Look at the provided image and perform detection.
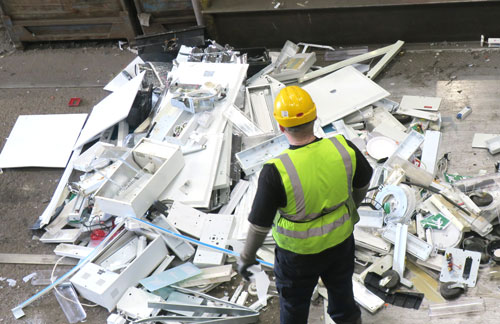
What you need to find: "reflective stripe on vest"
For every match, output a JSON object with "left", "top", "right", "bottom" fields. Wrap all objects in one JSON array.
[
  {"left": 276, "top": 136, "right": 354, "bottom": 222},
  {"left": 274, "top": 213, "right": 350, "bottom": 239}
]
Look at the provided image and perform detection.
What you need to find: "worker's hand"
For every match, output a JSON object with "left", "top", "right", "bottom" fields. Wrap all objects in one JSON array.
[{"left": 237, "top": 258, "right": 258, "bottom": 281}]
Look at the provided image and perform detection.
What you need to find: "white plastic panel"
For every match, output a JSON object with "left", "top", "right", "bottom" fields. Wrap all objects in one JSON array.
[
  {"left": 352, "top": 279, "right": 385, "bottom": 313},
  {"left": 353, "top": 227, "right": 392, "bottom": 254},
  {"left": 400, "top": 95, "right": 442, "bottom": 112},
  {"left": 213, "top": 124, "right": 232, "bottom": 190},
  {"left": 302, "top": 66, "right": 390, "bottom": 126},
  {"left": 421, "top": 130, "right": 442, "bottom": 176},
  {"left": 116, "top": 287, "right": 163, "bottom": 319},
  {"left": 95, "top": 139, "right": 184, "bottom": 218},
  {"left": 246, "top": 84, "right": 279, "bottom": 134},
  {"left": 236, "top": 134, "right": 289, "bottom": 176},
  {"left": 151, "top": 215, "right": 195, "bottom": 261},
  {"left": 54, "top": 244, "right": 93, "bottom": 260},
  {"left": 193, "top": 214, "right": 235, "bottom": 267},
  {"left": 223, "top": 104, "right": 265, "bottom": 137},
  {"left": 382, "top": 223, "right": 433, "bottom": 261},
  {"left": 104, "top": 56, "right": 144, "bottom": 92},
  {"left": 159, "top": 134, "right": 223, "bottom": 208},
  {"left": 74, "top": 72, "right": 145, "bottom": 148},
  {"left": 167, "top": 201, "right": 206, "bottom": 238},
  {"left": 0, "top": 114, "right": 87, "bottom": 168}
]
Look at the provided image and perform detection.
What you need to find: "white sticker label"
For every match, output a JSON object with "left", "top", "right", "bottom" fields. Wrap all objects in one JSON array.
[{"left": 281, "top": 111, "right": 289, "bottom": 117}]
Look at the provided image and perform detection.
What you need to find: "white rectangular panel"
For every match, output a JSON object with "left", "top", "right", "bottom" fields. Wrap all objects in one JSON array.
[
  {"left": 74, "top": 72, "right": 145, "bottom": 148},
  {"left": 303, "top": 66, "right": 389, "bottom": 126},
  {"left": 0, "top": 114, "right": 87, "bottom": 168}
]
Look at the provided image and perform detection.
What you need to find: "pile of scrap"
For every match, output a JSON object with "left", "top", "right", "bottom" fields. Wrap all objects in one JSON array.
[{"left": 2, "top": 35, "right": 499, "bottom": 323}]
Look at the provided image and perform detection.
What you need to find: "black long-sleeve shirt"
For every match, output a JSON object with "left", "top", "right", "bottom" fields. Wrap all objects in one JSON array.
[{"left": 248, "top": 137, "right": 373, "bottom": 228}]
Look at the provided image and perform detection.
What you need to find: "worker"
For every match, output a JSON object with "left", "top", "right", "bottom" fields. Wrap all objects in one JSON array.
[{"left": 237, "top": 86, "right": 373, "bottom": 324}]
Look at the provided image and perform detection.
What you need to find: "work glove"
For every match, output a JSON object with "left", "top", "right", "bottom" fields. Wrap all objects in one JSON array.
[{"left": 237, "top": 258, "right": 259, "bottom": 281}]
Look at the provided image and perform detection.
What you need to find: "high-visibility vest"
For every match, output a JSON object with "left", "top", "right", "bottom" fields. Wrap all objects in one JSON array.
[{"left": 269, "top": 136, "right": 358, "bottom": 254}]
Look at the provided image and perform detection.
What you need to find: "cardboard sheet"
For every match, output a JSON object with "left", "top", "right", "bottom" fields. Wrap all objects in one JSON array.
[
  {"left": 74, "top": 72, "right": 145, "bottom": 148},
  {"left": 303, "top": 66, "right": 389, "bottom": 126},
  {"left": 0, "top": 114, "right": 87, "bottom": 168}
]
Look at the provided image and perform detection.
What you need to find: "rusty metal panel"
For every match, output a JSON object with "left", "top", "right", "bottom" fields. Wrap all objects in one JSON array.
[
  {"left": 0, "top": 0, "right": 138, "bottom": 47},
  {"left": 2, "top": 0, "right": 125, "bottom": 19},
  {"left": 133, "top": 0, "right": 196, "bottom": 35}
]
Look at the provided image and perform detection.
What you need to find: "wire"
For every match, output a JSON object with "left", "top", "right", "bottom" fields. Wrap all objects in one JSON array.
[
  {"left": 400, "top": 181, "right": 471, "bottom": 216},
  {"left": 51, "top": 256, "right": 99, "bottom": 308}
]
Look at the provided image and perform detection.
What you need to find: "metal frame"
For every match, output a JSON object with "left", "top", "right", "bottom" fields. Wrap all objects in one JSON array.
[{"left": 298, "top": 40, "right": 404, "bottom": 83}]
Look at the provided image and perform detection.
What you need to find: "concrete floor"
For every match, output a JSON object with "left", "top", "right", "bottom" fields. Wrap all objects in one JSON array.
[{"left": 1, "top": 28, "right": 500, "bottom": 323}]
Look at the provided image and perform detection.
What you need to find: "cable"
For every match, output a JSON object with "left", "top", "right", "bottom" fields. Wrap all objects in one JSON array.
[
  {"left": 51, "top": 256, "right": 99, "bottom": 308},
  {"left": 400, "top": 181, "right": 471, "bottom": 216},
  {"left": 367, "top": 181, "right": 471, "bottom": 216}
]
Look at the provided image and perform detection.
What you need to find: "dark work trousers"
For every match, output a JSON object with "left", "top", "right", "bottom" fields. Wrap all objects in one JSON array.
[{"left": 274, "top": 234, "right": 361, "bottom": 324}]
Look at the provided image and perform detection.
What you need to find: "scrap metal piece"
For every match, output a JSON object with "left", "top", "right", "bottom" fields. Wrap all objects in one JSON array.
[
  {"left": 152, "top": 214, "right": 195, "bottom": 261},
  {"left": 236, "top": 134, "right": 289, "bottom": 176},
  {"left": 12, "top": 221, "right": 125, "bottom": 319},
  {"left": 270, "top": 52, "right": 316, "bottom": 82},
  {"left": 246, "top": 84, "right": 280, "bottom": 134},
  {"left": 135, "top": 314, "right": 259, "bottom": 323},
  {"left": 149, "top": 302, "right": 257, "bottom": 316},
  {"left": 357, "top": 209, "right": 384, "bottom": 229},
  {"left": 352, "top": 279, "right": 385, "bottom": 314},
  {"left": 140, "top": 263, "right": 201, "bottom": 292},
  {"left": 178, "top": 265, "right": 232, "bottom": 288},
  {"left": 130, "top": 217, "right": 274, "bottom": 268},
  {"left": 382, "top": 223, "right": 433, "bottom": 261},
  {"left": 224, "top": 104, "right": 265, "bottom": 137},
  {"left": 359, "top": 254, "right": 393, "bottom": 282},
  {"left": 193, "top": 214, "right": 235, "bottom": 267},
  {"left": 392, "top": 223, "right": 411, "bottom": 288},
  {"left": 95, "top": 139, "right": 184, "bottom": 218},
  {"left": 385, "top": 130, "right": 425, "bottom": 165},
  {"left": 299, "top": 40, "right": 404, "bottom": 83},
  {"left": 116, "top": 287, "right": 163, "bottom": 319},
  {"left": 354, "top": 227, "right": 392, "bottom": 254},
  {"left": 421, "top": 130, "right": 441, "bottom": 177},
  {"left": 219, "top": 180, "right": 250, "bottom": 215},
  {"left": 302, "top": 65, "right": 390, "bottom": 127},
  {"left": 171, "top": 84, "right": 225, "bottom": 114},
  {"left": 71, "top": 235, "right": 167, "bottom": 311}
]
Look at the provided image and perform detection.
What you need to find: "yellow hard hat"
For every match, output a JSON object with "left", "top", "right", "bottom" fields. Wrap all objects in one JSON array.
[{"left": 273, "top": 86, "right": 316, "bottom": 128}]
